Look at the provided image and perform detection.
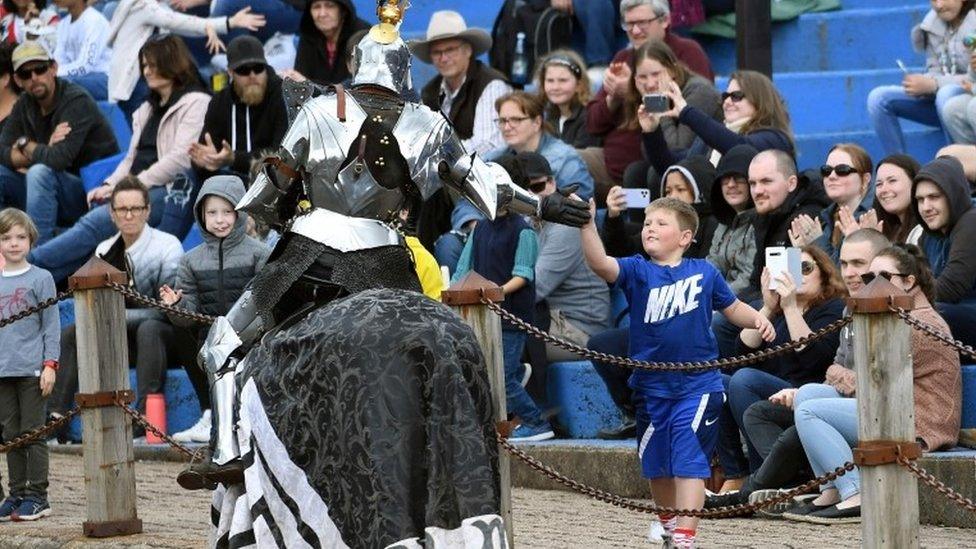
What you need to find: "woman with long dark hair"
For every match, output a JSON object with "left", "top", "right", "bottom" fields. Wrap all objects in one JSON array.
[{"left": 285, "top": 0, "right": 368, "bottom": 85}]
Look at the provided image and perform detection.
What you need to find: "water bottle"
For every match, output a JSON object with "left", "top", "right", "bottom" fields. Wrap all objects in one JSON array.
[
  {"left": 511, "top": 32, "right": 529, "bottom": 87},
  {"left": 965, "top": 34, "right": 976, "bottom": 49}
]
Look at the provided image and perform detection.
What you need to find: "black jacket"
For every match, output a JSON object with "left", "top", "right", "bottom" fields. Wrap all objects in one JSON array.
[
  {"left": 0, "top": 78, "right": 118, "bottom": 174},
  {"left": 197, "top": 68, "right": 289, "bottom": 179},
  {"left": 294, "top": 0, "right": 369, "bottom": 86},
  {"left": 548, "top": 102, "right": 600, "bottom": 149}
]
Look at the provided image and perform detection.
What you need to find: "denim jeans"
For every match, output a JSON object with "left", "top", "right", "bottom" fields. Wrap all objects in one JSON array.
[
  {"left": 503, "top": 329, "right": 544, "bottom": 427},
  {"left": 0, "top": 164, "right": 88, "bottom": 245},
  {"left": 433, "top": 230, "right": 467, "bottom": 275},
  {"left": 65, "top": 72, "right": 108, "bottom": 101},
  {"left": 570, "top": 0, "right": 618, "bottom": 66},
  {"left": 29, "top": 186, "right": 166, "bottom": 283},
  {"left": 793, "top": 383, "right": 858, "bottom": 499},
  {"left": 210, "top": 0, "right": 301, "bottom": 43},
  {"left": 866, "top": 84, "right": 966, "bottom": 155},
  {"left": 587, "top": 327, "right": 632, "bottom": 416}
]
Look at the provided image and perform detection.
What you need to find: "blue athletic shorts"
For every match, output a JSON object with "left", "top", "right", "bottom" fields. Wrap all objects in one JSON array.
[{"left": 634, "top": 391, "right": 724, "bottom": 479}]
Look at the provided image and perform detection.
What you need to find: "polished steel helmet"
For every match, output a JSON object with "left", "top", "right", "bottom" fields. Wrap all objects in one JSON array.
[{"left": 351, "top": 0, "right": 413, "bottom": 95}]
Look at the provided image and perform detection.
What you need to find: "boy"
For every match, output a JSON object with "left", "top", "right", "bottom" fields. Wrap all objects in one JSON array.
[
  {"left": 581, "top": 197, "right": 774, "bottom": 548},
  {"left": 0, "top": 208, "right": 59, "bottom": 521},
  {"left": 159, "top": 175, "right": 269, "bottom": 443}
]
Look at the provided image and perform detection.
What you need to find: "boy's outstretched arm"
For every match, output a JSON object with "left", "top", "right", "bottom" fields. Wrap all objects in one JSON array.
[
  {"left": 581, "top": 199, "right": 619, "bottom": 283},
  {"left": 722, "top": 300, "right": 776, "bottom": 342}
]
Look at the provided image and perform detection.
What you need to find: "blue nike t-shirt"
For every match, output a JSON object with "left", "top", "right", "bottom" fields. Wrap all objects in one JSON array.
[{"left": 615, "top": 256, "right": 736, "bottom": 398}]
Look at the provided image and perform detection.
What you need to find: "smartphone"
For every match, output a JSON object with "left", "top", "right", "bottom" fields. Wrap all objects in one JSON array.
[
  {"left": 896, "top": 59, "right": 909, "bottom": 74},
  {"left": 765, "top": 247, "right": 802, "bottom": 290},
  {"left": 620, "top": 188, "right": 651, "bottom": 209},
  {"left": 643, "top": 93, "right": 673, "bottom": 113}
]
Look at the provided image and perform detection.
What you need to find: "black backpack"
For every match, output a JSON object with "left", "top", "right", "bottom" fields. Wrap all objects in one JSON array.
[{"left": 489, "top": 0, "right": 573, "bottom": 83}]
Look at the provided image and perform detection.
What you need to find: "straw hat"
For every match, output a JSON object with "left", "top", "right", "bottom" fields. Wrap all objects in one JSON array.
[{"left": 409, "top": 11, "right": 492, "bottom": 64}]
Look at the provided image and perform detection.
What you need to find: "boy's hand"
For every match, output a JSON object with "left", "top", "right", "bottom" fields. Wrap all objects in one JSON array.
[
  {"left": 582, "top": 198, "right": 597, "bottom": 230},
  {"left": 159, "top": 284, "right": 183, "bottom": 305},
  {"left": 40, "top": 367, "right": 55, "bottom": 397},
  {"left": 754, "top": 314, "right": 776, "bottom": 342}
]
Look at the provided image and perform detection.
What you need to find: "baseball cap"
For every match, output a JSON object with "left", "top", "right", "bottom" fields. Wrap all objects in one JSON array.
[
  {"left": 226, "top": 36, "right": 266, "bottom": 71},
  {"left": 12, "top": 41, "right": 51, "bottom": 71},
  {"left": 516, "top": 151, "right": 553, "bottom": 180}
]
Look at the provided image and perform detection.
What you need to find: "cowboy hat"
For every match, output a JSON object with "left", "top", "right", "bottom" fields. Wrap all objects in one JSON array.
[{"left": 409, "top": 10, "right": 492, "bottom": 64}]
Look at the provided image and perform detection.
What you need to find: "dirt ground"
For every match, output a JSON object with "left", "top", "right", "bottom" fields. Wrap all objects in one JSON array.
[{"left": 1, "top": 453, "right": 974, "bottom": 548}]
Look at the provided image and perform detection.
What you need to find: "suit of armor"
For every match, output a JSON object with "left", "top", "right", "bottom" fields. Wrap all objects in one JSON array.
[{"left": 190, "top": 28, "right": 562, "bottom": 477}]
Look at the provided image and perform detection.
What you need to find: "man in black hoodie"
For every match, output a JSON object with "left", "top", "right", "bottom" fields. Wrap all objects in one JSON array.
[
  {"left": 913, "top": 156, "right": 976, "bottom": 348},
  {"left": 189, "top": 36, "right": 289, "bottom": 181},
  {"left": 288, "top": 0, "right": 368, "bottom": 86}
]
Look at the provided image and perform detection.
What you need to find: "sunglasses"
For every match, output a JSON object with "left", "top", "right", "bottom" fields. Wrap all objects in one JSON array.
[
  {"left": 801, "top": 260, "right": 816, "bottom": 276},
  {"left": 860, "top": 271, "right": 908, "bottom": 285},
  {"left": 721, "top": 90, "right": 746, "bottom": 103},
  {"left": 15, "top": 62, "right": 51, "bottom": 80},
  {"left": 233, "top": 63, "right": 266, "bottom": 77},
  {"left": 820, "top": 164, "right": 858, "bottom": 177}
]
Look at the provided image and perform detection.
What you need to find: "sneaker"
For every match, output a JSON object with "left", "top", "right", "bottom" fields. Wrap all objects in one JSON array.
[
  {"left": 0, "top": 497, "right": 21, "bottom": 522},
  {"left": 704, "top": 489, "right": 747, "bottom": 509},
  {"left": 802, "top": 503, "right": 861, "bottom": 524},
  {"left": 10, "top": 498, "right": 50, "bottom": 521},
  {"left": 647, "top": 519, "right": 672, "bottom": 546},
  {"left": 596, "top": 416, "right": 636, "bottom": 440},
  {"left": 173, "top": 409, "right": 212, "bottom": 443},
  {"left": 781, "top": 498, "right": 831, "bottom": 522},
  {"left": 750, "top": 489, "right": 793, "bottom": 518},
  {"left": 508, "top": 422, "right": 554, "bottom": 442},
  {"left": 520, "top": 363, "right": 532, "bottom": 388}
]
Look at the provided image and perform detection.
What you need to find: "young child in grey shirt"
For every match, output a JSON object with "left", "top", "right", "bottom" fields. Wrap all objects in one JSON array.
[{"left": 0, "top": 208, "right": 59, "bottom": 522}]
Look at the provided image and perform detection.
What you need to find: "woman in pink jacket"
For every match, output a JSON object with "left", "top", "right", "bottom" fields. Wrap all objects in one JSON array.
[{"left": 29, "top": 35, "right": 211, "bottom": 283}]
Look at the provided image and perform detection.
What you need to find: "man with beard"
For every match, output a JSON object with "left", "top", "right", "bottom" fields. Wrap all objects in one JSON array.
[
  {"left": 0, "top": 42, "right": 118, "bottom": 244},
  {"left": 189, "top": 36, "right": 288, "bottom": 181}
]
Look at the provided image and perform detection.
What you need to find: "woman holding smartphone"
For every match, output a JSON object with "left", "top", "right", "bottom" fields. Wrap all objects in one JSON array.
[{"left": 582, "top": 39, "right": 720, "bottom": 203}]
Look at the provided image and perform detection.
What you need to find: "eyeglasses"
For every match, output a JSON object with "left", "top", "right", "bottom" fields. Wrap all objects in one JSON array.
[
  {"left": 860, "top": 271, "right": 908, "bottom": 285},
  {"left": 820, "top": 164, "right": 859, "bottom": 178},
  {"left": 112, "top": 205, "right": 148, "bottom": 217},
  {"left": 801, "top": 261, "right": 817, "bottom": 276},
  {"left": 494, "top": 116, "right": 531, "bottom": 128},
  {"left": 15, "top": 62, "right": 51, "bottom": 80},
  {"left": 722, "top": 90, "right": 746, "bottom": 103},
  {"left": 430, "top": 44, "right": 464, "bottom": 60},
  {"left": 621, "top": 15, "right": 661, "bottom": 31},
  {"left": 233, "top": 63, "right": 266, "bottom": 77}
]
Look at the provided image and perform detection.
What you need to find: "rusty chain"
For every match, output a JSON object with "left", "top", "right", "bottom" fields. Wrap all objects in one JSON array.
[
  {"left": 0, "top": 289, "right": 74, "bottom": 330},
  {"left": 112, "top": 396, "right": 204, "bottom": 461},
  {"left": 497, "top": 434, "right": 856, "bottom": 517},
  {"left": 108, "top": 282, "right": 216, "bottom": 326},
  {"left": 889, "top": 305, "right": 976, "bottom": 361},
  {"left": 480, "top": 295, "right": 852, "bottom": 372},
  {"left": 0, "top": 408, "right": 80, "bottom": 453},
  {"left": 898, "top": 456, "right": 976, "bottom": 513}
]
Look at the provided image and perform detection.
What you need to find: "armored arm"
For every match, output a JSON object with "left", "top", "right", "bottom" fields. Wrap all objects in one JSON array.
[
  {"left": 199, "top": 288, "right": 265, "bottom": 377},
  {"left": 236, "top": 122, "right": 310, "bottom": 230}
]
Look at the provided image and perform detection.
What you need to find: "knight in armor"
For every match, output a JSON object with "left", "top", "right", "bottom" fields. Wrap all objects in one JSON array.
[{"left": 177, "top": 0, "right": 588, "bottom": 492}]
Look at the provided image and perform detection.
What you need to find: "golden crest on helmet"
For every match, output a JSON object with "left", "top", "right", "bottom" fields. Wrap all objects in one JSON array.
[{"left": 369, "top": 0, "right": 408, "bottom": 45}]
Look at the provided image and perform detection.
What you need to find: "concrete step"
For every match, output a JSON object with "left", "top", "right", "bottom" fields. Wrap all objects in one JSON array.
[
  {"left": 511, "top": 439, "right": 976, "bottom": 528},
  {"left": 698, "top": 5, "right": 928, "bottom": 75},
  {"left": 794, "top": 127, "right": 946, "bottom": 168}
]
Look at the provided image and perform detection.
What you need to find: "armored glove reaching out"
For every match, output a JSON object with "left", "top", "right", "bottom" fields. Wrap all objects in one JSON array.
[{"left": 539, "top": 183, "right": 590, "bottom": 227}]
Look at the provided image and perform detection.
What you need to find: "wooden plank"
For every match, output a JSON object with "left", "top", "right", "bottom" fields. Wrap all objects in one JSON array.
[
  {"left": 851, "top": 310, "right": 919, "bottom": 548},
  {"left": 73, "top": 268, "right": 141, "bottom": 535},
  {"left": 444, "top": 273, "right": 513, "bottom": 547}
]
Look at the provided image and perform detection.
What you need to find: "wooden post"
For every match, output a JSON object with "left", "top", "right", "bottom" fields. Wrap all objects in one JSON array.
[
  {"left": 848, "top": 278, "right": 919, "bottom": 549},
  {"left": 68, "top": 257, "right": 143, "bottom": 537},
  {"left": 442, "top": 272, "right": 513, "bottom": 547},
  {"left": 736, "top": 0, "right": 773, "bottom": 76}
]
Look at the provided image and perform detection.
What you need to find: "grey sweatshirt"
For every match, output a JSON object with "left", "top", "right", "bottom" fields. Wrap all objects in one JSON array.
[
  {"left": 535, "top": 221, "right": 610, "bottom": 336},
  {"left": 0, "top": 265, "right": 60, "bottom": 377}
]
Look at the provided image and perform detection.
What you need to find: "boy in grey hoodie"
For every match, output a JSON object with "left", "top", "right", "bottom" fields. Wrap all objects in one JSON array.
[{"left": 159, "top": 175, "right": 269, "bottom": 442}]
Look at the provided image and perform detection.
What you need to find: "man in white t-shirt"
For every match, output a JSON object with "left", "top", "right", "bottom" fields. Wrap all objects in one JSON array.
[{"left": 53, "top": 0, "right": 112, "bottom": 100}]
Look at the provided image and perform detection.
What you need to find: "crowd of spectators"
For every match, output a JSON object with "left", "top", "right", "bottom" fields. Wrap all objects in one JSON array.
[{"left": 0, "top": 0, "right": 971, "bottom": 541}]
